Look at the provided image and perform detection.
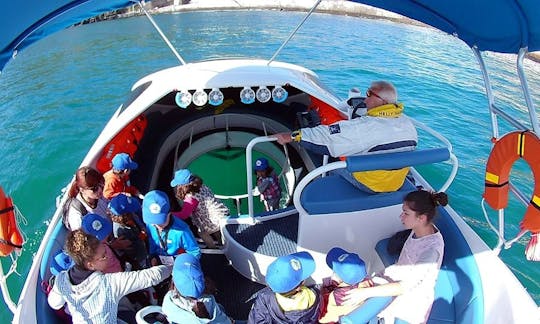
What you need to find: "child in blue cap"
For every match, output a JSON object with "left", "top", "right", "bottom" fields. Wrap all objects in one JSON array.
[
  {"left": 162, "top": 253, "right": 232, "bottom": 323},
  {"left": 171, "top": 169, "right": 229, "bottom": 249},
  {"left": 248, "top": 251, "right": 322, "bottom": 323},
  {"left": 103, "top": 152, "right": 145, "bottom": 201},
  {"left": 142, "top": 190, "right": 201, "bottom": 265},
  {"left": 253, "top": 157, "right": 282, "bottom": 211},
  {"left": 319, "top": 247, "right": 373, "bottom": 323},
  {"left": 108, "top": 193, "right": 148, "bottom": 270}
]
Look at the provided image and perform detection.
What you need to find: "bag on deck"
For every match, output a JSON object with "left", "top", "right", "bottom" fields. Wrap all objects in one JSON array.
[{"left": 387, "top": 229, "right": 412, "bottom": 255}]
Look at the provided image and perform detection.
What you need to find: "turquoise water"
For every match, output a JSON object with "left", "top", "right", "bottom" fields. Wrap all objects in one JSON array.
[{"left": 1, "top": 10, "right": 540, "bottom": 317}]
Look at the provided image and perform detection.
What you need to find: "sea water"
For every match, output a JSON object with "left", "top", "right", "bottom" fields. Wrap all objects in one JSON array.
[{"left": 0, "top": 10, "right": 539, "bottom": 318}]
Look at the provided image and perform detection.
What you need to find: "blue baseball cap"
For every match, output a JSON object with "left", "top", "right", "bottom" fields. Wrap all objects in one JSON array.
[
  {"left": 326, "top": 247, "right": 367, "bottom": 285},
  {"left": 50, "top": 250, "right": 74, "bottom": 276},
  {"left": 265, "top": 251, "right": 315, "bottom": 293},
  {"left": 173, "top": 253, "right": 205, "bottom": 298},
  {"left": 142, "top": 190, "right": 170, "bottom": 225},
  {"left": 112, "top": 153, "right": 138, "bottom": 171},
  {"left": 254, "top": 158, "right": 269, "bottom": 171},
  {"left": 108, "top": 193, "right": 141, "bottom": 215},
  {"left": 81, "top": 213, "right": 113, "bottom": 241},
  {"left": 170, "top": 169, "right": 192, "bottom": 187}
]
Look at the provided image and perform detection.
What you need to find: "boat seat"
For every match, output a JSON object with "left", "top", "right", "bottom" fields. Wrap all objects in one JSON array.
[
  {"left": 300, "top": 148, "right": 450, "bottom": 214},
  {"left": 301, "top": 175, "right": 416, "bottom": 214},
  {"left": 374, "top": 207, "right": 484, "bottom": 324},
  {"left": 36, "top": 221, "right": 69, "bottom": 324}
]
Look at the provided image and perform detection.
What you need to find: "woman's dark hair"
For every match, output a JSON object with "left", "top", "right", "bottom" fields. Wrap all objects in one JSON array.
[
  {"left": 175, "top": 175, "right": 203, "bottom": 200},
  {"left": 68, "top": 166, "right": 104, "bottom": 198},
  {"left": 110, "top": 213, "right": 134, "bottom": 227},
  {"left": 404, "top": 190, "right": 448, "bottom": 222}
]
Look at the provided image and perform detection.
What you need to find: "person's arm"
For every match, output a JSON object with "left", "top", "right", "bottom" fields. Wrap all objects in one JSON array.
[
  {"left": 103, "top": 173, "right": 122, "bottom": 200},
  {"left": 273, "top": 132, "right": 294, "bottom": 145},
  {"left": 109, "top": 264, "right": 172, "bottom": 298},
  {"left": 171, "top": 196, "right": 199, "bottom": 220},
  {"left": 66, "top": 206, "right": 83, "bottom": 231},
  {"left": 256, "top": 178, "right": 271, "bottom": 194},
  {"left": 343, "top": 281, "right": 403, "bottom": 307},
  {"left": 344, "top": 247, "right": 442, "bottom": 306},
  {"left": 179, "top": 227, "right": 201, "bottom": 259}
]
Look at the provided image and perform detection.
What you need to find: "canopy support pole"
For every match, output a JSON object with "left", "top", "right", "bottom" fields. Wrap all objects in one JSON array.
[
  {"left": 268, "top": 0, "right": 322, "bottom": 65},
  {"left": 517, "top": 47, "right": 540, "bottom": 135},
  {"left": 136, "top": 1, "right": 187, "bottom": 65}
]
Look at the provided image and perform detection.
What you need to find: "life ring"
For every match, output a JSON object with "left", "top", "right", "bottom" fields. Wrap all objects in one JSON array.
[
  {"left": 483, "top": 130, "right": 540, "bottom": 233},
  {"left": 0, "top": 186, "right": 24, "bottom": 256}
]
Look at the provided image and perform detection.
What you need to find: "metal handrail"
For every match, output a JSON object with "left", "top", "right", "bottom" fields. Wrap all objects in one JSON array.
[{"left": 245, "top": 136, "right": 280, "bottom": 221}]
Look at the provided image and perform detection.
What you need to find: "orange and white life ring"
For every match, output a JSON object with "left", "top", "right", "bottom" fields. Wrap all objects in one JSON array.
[
  {"left": 483, "top": 130, "right": 540, "bottom": 233},
  {"left": 0, "top": 186, "right": 23, "bottom": 256}
]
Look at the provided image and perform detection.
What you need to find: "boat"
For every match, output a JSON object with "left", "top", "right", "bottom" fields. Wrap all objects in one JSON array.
[{"left": 1, "top": 0, "right": 540, "bottom": 323}]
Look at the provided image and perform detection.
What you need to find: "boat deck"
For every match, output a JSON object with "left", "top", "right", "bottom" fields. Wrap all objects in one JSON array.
[{"left": 200, "top": 213, "right": 299, "bottom": 319}]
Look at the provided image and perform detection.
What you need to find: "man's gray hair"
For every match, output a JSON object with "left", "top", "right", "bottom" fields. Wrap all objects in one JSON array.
[{"left": 371, "top": 81, "right": 397, "bottom": 104}]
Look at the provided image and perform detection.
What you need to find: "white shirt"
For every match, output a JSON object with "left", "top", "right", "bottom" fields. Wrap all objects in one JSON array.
[
  {"left": 66, "top": 194, "right": 108, "bottom": 230},
  {"left": 378, "top": 228, "right": 444, "bottom": 324}
]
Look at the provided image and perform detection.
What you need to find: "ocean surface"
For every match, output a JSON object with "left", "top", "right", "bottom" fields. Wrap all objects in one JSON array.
[{"left": 1, "top": 10, "right": 539, "bottom": 318}]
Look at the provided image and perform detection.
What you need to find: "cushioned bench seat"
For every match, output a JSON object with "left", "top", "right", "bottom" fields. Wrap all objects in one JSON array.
[
  {"left": 300, "top": 175, "right": 416, "bottom": 214},
  {"left": 374, "top": 207, "right": 484, "bottom": 324}
]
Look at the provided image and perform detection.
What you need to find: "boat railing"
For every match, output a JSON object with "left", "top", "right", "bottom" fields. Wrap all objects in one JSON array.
[
  {"left": 293, "top": 148, "right": 457, "bottom": 217},
  {"left": 473, "top": 47, "right": 538, "bottom": 252},
  {"left": 245, "top": 136, "right": 280, "bottom": 222},
  {"left": 214, "top": 193, "right": 248, "bottom": 216}
]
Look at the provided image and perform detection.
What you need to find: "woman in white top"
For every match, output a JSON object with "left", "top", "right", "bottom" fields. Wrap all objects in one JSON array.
[
  {"left": 64, "top": 166, "right": 108, "bottom": 230},
  {"left": 345, "top": 190, "right": 447, "bottom": 324}
]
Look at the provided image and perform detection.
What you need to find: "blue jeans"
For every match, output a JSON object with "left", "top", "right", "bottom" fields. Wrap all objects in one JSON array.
[{"left": 331, "top": 168, "right": 376, "bottom": 194}]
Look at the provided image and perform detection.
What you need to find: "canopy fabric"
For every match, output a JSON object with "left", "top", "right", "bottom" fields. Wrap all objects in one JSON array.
[
  {"left": 0, "top": 0, "right": 136, "bottom": 73},
  {"left": 352, "top": 0, "right": 540, "bottom": 54},
  {"left": 1, "top": 0, "right": 540, "bottom": 73}
]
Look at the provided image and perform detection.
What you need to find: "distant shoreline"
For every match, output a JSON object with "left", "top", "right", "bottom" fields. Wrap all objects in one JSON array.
[{"left": 119, "top": 0, "right": 540, "bottom": 63}]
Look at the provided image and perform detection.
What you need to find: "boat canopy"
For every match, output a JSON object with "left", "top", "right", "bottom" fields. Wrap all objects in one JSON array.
[
  {"left": 0, "top": 0, "right": 137, "bottom": 73},
  {"left": 1, "top": 0, "right": 540, "bottom": 73}
]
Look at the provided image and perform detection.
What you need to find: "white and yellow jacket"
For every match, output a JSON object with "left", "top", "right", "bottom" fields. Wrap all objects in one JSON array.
[{"left": 296, "top": 103, "right": 417, "bottom": 192}]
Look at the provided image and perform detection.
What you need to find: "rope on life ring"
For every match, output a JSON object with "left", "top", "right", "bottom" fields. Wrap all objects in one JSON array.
[{"left": 483, "top": 130, "right": 540, "bottom": 233}]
